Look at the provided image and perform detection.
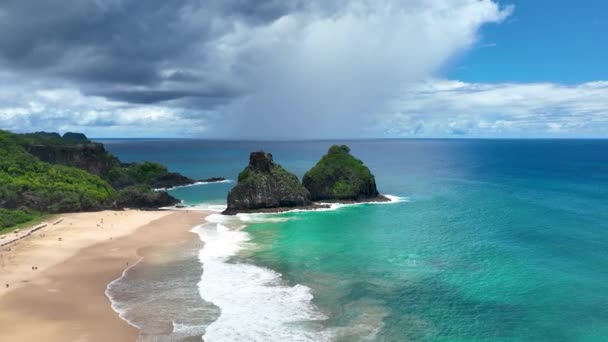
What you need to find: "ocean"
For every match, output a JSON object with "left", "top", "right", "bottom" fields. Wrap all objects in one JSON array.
[{"left": 101, "top": 139, "right": 608, "bottom": 342}]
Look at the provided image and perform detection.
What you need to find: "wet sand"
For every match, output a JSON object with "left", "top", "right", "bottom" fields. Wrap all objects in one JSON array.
[{"left": 0, "top": 210, "right": 205, "bottom": 342}]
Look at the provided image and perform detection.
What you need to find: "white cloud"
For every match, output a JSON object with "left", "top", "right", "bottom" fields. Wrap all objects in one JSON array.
[
  {"left": 382, "top": 80, "right": 608, "bottom": 137},
  {"left": 0, "top": 79, "right": 210, "bottom": 137},
  {"left": 212, "top": 0, "right": 513, "bottom": 138},
  {"left": 3, "top": 1, "right": 606, "bottom": 138}
]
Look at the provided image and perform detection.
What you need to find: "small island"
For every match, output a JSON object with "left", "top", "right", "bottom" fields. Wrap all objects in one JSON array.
[
  {"left": 222, "top": 152, "right": 323, "bottom": 215},
  {"left": 223, "top": 145, "right": 388, "bottom": 215},
  {"left": 303, "top": 144, "right": 389, "bottom": 203}
]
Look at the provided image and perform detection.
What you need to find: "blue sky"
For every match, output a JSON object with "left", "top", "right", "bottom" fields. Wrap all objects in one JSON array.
[
  {"left": 0, "top": 0, "right": 606, "bottom": 138},
  {"left": 450, "top": 1, "right": 608, "bottom": 84}
]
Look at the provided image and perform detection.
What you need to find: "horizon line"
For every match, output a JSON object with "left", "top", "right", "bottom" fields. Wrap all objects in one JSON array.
[{"left": 91, "top": 137, "right": 608, "bottom": 141}]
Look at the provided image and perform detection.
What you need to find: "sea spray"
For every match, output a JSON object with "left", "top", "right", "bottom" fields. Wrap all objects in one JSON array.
[
  {"left": 194, "top": 197, "right": 406, "bottom": 340},
  {"left": 194, "top": 214, "right": 331, "bottom": 341}
]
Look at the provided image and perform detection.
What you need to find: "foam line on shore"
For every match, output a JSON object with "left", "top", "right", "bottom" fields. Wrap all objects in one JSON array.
[
  {"left": 193, "top": 217, "right": 330, "bottom": 341},
  {"left": 154, "top": 179, "right": 232, "bottom": 191},
  {"left": 164, "top": 194, "right": 406, "bottom": 214},
  {"left": 105, "top": 257, "right": 145, "bottom": 330}
]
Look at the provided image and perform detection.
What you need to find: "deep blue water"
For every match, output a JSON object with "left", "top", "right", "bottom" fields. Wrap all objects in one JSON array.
[{"left": 100, "top": 139, "right": 608, "bottom": 341}]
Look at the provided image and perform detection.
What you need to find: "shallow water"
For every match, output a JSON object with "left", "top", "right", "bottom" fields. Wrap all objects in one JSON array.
[
  {"left": 106, "top": 227, "right": 219, "bottom": 341},
  {"left": 102, "top": 139, "right": 608, "bottom": 341}
]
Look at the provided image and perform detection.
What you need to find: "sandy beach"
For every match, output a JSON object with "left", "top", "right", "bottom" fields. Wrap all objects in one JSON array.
[{"left": 0, "top": 209, "right": 206, "bottom": 342}]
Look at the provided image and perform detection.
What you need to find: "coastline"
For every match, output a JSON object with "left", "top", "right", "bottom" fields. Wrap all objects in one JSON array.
[
  {"left": 221, "top": 194, "right": 393, "bottom": 215},
  {"left": 0, "top": 209, "right": 206, "bottom": 342}
]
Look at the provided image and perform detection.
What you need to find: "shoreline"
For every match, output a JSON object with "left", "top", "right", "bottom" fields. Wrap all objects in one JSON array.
[
  {"left": 221, "top": 194, "right": 394, "bottom": 215},
  {"left": 0, "top": 209, "right": 206, "bottom": 342}
]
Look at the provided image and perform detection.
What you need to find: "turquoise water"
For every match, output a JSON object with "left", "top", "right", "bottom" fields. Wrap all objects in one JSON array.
[{"left": 101, "top": 139, "right": 608, "bottom": 341}]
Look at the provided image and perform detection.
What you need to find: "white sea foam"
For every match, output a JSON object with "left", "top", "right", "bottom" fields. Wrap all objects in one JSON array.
[
  {"left": 161, "top": 203, "right": 228, "bottom": 212},
  {"left": 193, "top": 217, "right": 330, "bottom": 342},
  {"left": 384, "top": 194, "right": 407, "bottom": 203},
  {"left": 172, "top": 321, "right": 207, "bottom": 334},
  {"left": 284, "top": 194, "right": 408, "bottom": 214},
  {"left": 236, "top": 213, "right": 292, "bottom": 223},
  {"left": 166, "top": 194, "right": 406, "bottom": 213},
  {"left": 105, "top": 258, "right": 145, "bottom": 330},
  {"left": 154, "top": 179, "right": 233, "bottom": 191},
  {"left": 189, "top": 195, "right": 406, "bottom": 340}
]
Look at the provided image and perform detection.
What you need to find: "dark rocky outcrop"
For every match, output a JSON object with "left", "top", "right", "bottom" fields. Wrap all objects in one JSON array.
[
  {"left": 23, "top": 132, "right": 224, "bottom": 191},
  {"left": 223, "top": 152, "right": 312, "bottom": 215},
  {"left": 31, "top": 131, "right": 62, "bottom": 140},
  {"left": 62, "top": 132, "right": 90, "bottom": 143},
  {"left": 115, "top": 186, "right": 180, "bottom": 209},
  {"left": 303, "top": 145, "right": 388, "bottom": 202},
  {"left": 150, "top": 174, "right": 227, "bottom": 189},
  {"left": 150, "top": 172, "right": 196, "bottom": 189},
  {"left": 27, "top": 142, "right": 119, "bottom": 177},
  {"left": 201, "top": 177, "right": 227, "bottom": 183}
]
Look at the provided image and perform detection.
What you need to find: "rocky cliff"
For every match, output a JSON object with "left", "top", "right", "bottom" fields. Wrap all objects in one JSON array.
[
  {"left": 302, "top": 145, "right": 387, "bottom": 202},
  {"left": 27, "top": 142, "right": 119, "bottom": 177},
  {"left": 23, "top": 132, "right": 225, "bottom": 191},
  {"left": 223, "top": 152, "right": 312, "bottom": 214},
  {"left": 0, "top": 130, "right": 202, "bottom": 217}
]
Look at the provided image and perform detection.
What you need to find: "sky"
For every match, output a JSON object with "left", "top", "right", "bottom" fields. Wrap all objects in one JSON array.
[{"left": 0, "top": 0, "right": 607, "bottom": 139}]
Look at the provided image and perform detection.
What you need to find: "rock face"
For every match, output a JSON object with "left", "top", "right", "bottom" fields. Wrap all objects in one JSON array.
[
  {"left": 62, "top": 132, "right": 90, "bottom": 143},
  {"left": 303, "top": 145, "right": 384, "bottom": 201},
  {"left": 149, "top": 174, "right": 227, "bottom": 189},
  {"left": 201, "top": 177, "right": 227, "bottom": 183},
  {"left": 223, "top": 152, "right": 311, "bottom": 214},
  {"left": 115, "top": 186, "right": 180, "bottom": 209},
  {"left": 149, "top": 172, "right": 196, "bottom": 189},
  {"left": 27, "top": 143, "right": 119, "bottom": 177}
]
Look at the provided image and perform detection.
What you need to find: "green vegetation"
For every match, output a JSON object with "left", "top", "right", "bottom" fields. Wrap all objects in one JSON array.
[
  {"left": 225, "top": 152, "right": 311, "bottom": 212},
  {"left": 238, "top": 169, "right": 251, "bottom": 182},
  {"left": 0, "top": 208, "right": 35, "bottom": 230},
  {"left": 0, "top": 130, "right": 180, "bottom": 230},
  {"left": 11, "top": 131, "right": 90, "bottom": 147},
  {"left": 127, "top": 162, "right": 169, "bottom": 184},
  {"left": 303, "top": 145, "right": 379, "bottom": 200},
  {"left": 0, "top": 209, "right": 50, "bottom": 235},
  {"left": 332, "top": 180, "right": 356, "bottom": 198},
  {"left": 0, "top": 130, "right": 117, "bottom": 212},
  {"left": 115, "top": 185, "right": 176, "bottom": 208}
]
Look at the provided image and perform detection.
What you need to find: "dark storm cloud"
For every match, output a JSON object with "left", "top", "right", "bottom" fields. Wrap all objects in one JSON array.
[
  {"left": 95, "top": 87, "right": 244, "bottom": 104},
  {"left": 0, "top": 1, "right": 192, "bottom": 69},
  {"left": 0, "top": 0, "right": 296, "bottom": 105},
  {"left": 1, "top": 0, "right": 538, "bottom": 138},
  {"left": 214, "top": 0, "right": 308, "bottom": 23}
]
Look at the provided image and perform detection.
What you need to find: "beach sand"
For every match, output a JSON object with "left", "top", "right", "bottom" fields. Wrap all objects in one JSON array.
[{"left": 0, "top": 209, "right": 205, "bottom": 342}]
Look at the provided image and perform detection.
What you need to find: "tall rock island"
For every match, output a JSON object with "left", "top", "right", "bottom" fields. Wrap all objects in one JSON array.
[
  {"left": 303, "top": 145, "right": 388, "bottom": 202},
  {"left": 223, "top": 152, "right": 312, "bottom": 214}
]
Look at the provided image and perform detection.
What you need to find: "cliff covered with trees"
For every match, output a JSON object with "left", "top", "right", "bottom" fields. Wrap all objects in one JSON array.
[{"left": 0, "top": 130, "right": 217, "bottom": 230}]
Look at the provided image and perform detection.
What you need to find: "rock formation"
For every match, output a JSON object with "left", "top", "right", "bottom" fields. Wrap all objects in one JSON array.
[
  {"left": 115, "top": 186, "right": 180, "bottom": 209},
  {"left": 302, "top": 145, "right": 387, "bottom": 202},
  {"left": 223, "top": 152, "right": 311, "bottom": 214},
  {"left": 27, "top": 142, "right": 119, "bottom": 177},
  {"left": 0, "top": 130, "right": 208, "bottom": 216},
  {"left": 62, "top": 132, "right": 90, "bottom": 143}
]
